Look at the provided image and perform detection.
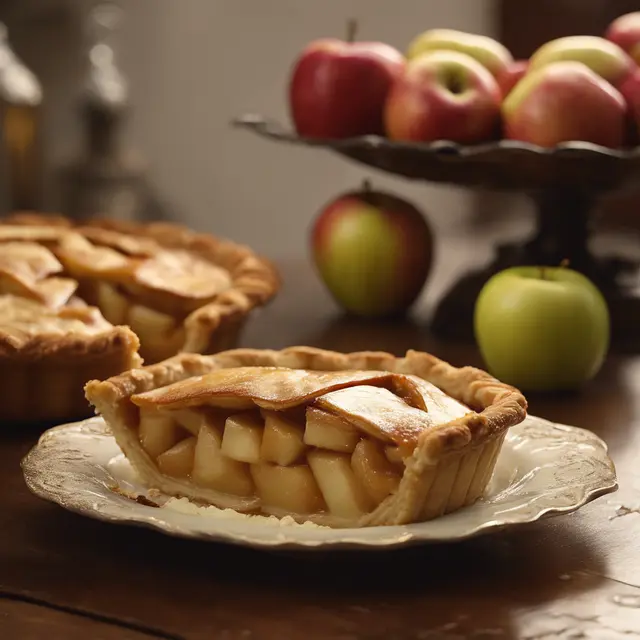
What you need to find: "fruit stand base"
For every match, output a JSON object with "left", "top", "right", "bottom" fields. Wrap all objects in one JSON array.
[{"left": 430, "top": 188, "right": 640, "bottom": 352}]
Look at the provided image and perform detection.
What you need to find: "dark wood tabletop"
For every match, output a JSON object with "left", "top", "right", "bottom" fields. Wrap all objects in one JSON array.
[{"left": 3, "top": 255, "right": 640, "bottom": 640}]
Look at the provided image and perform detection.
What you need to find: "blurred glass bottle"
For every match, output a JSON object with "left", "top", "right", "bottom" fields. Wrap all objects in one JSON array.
[
  {"left": 0, "top": 22, "right": 43, "bottom": 214},
  {"left": 60, "top": 1, "right": 147, "bottom": 221}
]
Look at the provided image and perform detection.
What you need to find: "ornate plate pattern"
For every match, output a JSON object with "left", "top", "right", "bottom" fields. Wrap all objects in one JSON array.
[
  {"left": 234, "top": 115, "right": 640, "bottom": 190},
  {"left": 21, "top": 415, "right": 617, "bottom": 550}
]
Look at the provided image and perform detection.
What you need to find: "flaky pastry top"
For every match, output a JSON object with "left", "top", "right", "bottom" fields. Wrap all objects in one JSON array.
[{"left": 130, "top": 366, "right": 471, "bottom": 446}]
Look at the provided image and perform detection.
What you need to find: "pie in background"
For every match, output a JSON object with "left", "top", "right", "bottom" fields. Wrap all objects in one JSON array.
[
  {"left": 85, "top": 346, "right": 527, "bottom": 528},
  {"left": 0, "top": 213, "right": 280, "bottom": 423}
]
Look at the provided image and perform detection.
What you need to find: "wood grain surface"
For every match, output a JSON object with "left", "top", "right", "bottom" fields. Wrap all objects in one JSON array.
[{"left": 2, "top": 257, "right": 640, "bottom": 640}]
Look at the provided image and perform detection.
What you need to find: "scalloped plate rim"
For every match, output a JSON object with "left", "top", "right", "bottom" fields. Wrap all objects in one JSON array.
[{"left": 21, "top": 416, "right": 618, "bottom": 551}]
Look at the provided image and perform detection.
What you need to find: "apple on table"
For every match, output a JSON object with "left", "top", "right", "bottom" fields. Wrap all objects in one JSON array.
[
  {"left": 311, "top": 181, "right": 433, "bottom": 318},
  {"left": 289, "top": 21, "right": 405, "bottom": 139},
  {"left": 406, "top": 28, "right": 513, "bottom": 79},
  {"left": 385, "top": 50, "right": 502, "bottom": 144},
  {"left": 474, "top": 266, "right": 610, "bottom": 392},
  {"left": 503, "top": 61, "right": 627, "bottom": 148}
]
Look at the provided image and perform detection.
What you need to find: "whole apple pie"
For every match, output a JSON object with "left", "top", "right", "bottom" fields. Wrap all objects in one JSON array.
[
  {"left": 85, "top": 346, "right": 527, "bottom": 527},
  {"left": 0, "top": 213, "right": 279, "bottom": 423}
]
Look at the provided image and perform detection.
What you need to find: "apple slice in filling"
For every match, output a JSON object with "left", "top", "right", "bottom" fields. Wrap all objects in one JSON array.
[
  {"left": 351, "top": 439, "right": 401, "bottom": 504},
  {"left": 139, "top": 408, "right": 186, "bottom": 458},
  {"left": 157, "top": 437, "right": 196, "bottom": 478},
  {"left": 304, "top": 407, "right": 360, "bottom": 452},
  {"left": 260, "top": 410, "right": 306, "bottom": 466},
  {"left": 307, "top": 450, "right": 373, "bottom": 518},
  {"left": 192, "top": 421, "right": 254, "bottom": 496},
  {"left": 221, "top": 412, "right": 264, "bottom": 463},
  {"left": 127, "top": 303, "right": 185, "bottom": 362},
  {"left": 96, "top": 281, "right": 129, "bottom": 325},
  {"left": 251, "top": 462, "right": 325, "bottom": 514}
]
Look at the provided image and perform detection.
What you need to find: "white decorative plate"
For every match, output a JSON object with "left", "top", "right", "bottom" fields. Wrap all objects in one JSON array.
[{"left": 21, "top": 415, "right": 617, "bottom": 550}]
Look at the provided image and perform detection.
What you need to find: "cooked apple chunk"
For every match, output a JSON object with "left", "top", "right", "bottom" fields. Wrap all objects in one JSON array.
[
  {"left": 96, "top": 281, "right": 129, "bottom": 325},
  {"left": 304, "top": 407, "right": 360, "bottom": 453},
  {"left": 172, "top": 408, "right": 225, "bottom": 437},
  {"left": 260, "top": 410, "right": 306, "bottom": 466},
  {"left": 352, "top": 439, "right": 401, "bottom": 504},
  {"left": 157, "top": 437, "right": 196, "bottom": 478},
  {"left": 307, "top": 450, "right": 373, "bottom": 518},
  {"left": 192, "top": 423, "right": 254, "bottom": 496},
  {"left": 384, "top": 445, "right": 412, "bottom": 465},
  {"left": 139, "top": 409, "right": 185, "bottom": 458},
  {"left": 221, "top": 412, "right": 264, "bottom": 463},
  {"left": 251, "top": 462, "right": 325, "bottom": 514},
  {"left": 128, "top": 303, "right": 176, "bottom": 339}
]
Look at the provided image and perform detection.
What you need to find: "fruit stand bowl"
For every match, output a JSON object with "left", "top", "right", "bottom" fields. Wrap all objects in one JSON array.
[
  {"left": 234, "top": 115, "right": 640, "bottom": 351},
  {"left": 234, "top": 115, "right": 640, "bottom": 190}
]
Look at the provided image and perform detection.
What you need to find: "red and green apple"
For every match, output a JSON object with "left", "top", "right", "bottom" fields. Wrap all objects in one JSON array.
[
  {"left": 474, "top": 266, "right": 610, "bottom": 392},
  {"left": 311, "top": 182, "right": 432, "bottom": 317},
  {"left": 384, "top": 50, "right": 502, "bottom": 144},
  {"left": 528, "top": 35, "right": 634, "bottom": 88},
  {"left": 503, "top": 61, "right": 626, "bottom": 148},
  {"left": 496, "top": 59, "right": 528, "bottom": 98}
]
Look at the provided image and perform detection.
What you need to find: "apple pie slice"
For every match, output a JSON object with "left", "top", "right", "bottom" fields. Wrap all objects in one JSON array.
[{"left": 85, "top": 346, "right": 527, "bottom": 527}]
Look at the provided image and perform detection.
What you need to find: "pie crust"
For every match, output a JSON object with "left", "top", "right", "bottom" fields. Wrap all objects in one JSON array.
[
  {"left": 0, "top": 213, "right": 280, "bottom": 423},
  {"left": 85, "top": 346, "right": 527, "bottom": 527}
]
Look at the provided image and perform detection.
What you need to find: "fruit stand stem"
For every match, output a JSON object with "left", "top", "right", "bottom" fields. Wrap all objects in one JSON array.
[
  {"left": 525, "top": 189, "right": 593, "bottom": 274},
  {"left": 430, "top": 186, "right": 640, "bottom": 351}
]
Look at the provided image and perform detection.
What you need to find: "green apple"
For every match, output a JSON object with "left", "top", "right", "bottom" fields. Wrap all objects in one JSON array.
[
  {"left": 311, "top": 182, "right": 433, "bottom": 317},
  {"left": 406, "top": 29, "right": 513, "bottom": 78},
  {"left": 474, "top": 266, "right": 610, "bottom": 391},
  {"left": 528, "top": 35, "right": 634, "bottom": 87}
]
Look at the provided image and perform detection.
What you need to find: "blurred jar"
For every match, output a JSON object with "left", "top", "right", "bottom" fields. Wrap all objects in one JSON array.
[{"left": 0, "top": 22, "right": 43, "bottom": 214}]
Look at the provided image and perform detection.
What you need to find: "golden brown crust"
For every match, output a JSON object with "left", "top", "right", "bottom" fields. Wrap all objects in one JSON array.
[
  {"left": 0, "top": 324, "right": 142, "bottom": 363},
  {"left": 2, "top": 212, "right": 281, "bottom": 355},
  {"left": 85, "top": 346, "right": 527, "bottom": 527},
  {"left": 1, "top": 330, "right": 142, "bottom": 423}
]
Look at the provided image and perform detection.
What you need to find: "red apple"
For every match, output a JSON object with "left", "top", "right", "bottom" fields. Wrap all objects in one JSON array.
[
  {"left": 311, "top": 182, "right": 432, "bottom": 317},
  {"left": 528, "top": 36, "right": 634, "bottom": 88},
  {"left": 289, "top": 25, "right": 405, "bottom": 139},
  {"left": 503, "top": 61, "right": 626, "bottom": 148},
  {"left": 606, "top": 12, "right": 640, "bottom": 64},
  {"left": 497, "top": 59, "right": 528, "bottom": 98},
  {"left": 384, "top": 50, "right": 502, "bottom": 144},
  {"left": 619, "top": 68, "right": 640, "bottom": 144}
]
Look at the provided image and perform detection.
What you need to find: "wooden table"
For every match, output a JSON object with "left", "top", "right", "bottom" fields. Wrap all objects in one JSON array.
[{"left": 3, "top": 257, "right": 640, "bottom": 640}]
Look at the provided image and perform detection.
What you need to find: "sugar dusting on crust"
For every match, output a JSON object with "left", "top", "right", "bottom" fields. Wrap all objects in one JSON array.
[{"left": 162, "top": 497, "right": 325, "bottom": 528}]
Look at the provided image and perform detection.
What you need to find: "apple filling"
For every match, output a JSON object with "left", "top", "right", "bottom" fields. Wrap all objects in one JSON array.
[
  {"left": 127, "top": 369, "right": 474, "bottom": 520},
  {"left": 0, "top": 227, "right": 235, "bottom": 364},
  {"left": 96, "top": 282, "right": 186, "bottom": 363},
  {"left": 134, "top": 398, "right": 408, "bottom": 518}
]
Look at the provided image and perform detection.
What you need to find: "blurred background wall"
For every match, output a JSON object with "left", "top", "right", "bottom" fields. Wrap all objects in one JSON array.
[
  {"left": 1, "top": 0, "right": 638, "bottom": 263},
  {"left": 0, "top": 0, "right": 523, "bottom": 260}
]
